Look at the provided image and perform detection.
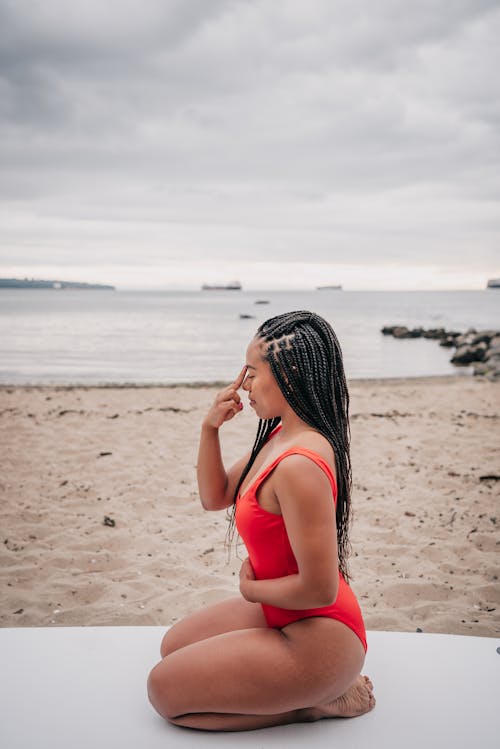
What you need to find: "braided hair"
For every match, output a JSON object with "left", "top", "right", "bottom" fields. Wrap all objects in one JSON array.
[{"left": 230, "top": 310, "right": 352, "bottom": 581}]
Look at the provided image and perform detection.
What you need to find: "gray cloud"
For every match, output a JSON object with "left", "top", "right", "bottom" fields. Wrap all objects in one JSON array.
[{"left": 0, "top": 0, "right": 499, "bottom": 284}]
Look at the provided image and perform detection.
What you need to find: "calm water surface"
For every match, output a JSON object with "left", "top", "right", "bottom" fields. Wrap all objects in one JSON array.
[{"left": 0, "top": 289, "right": 498, "bottom": 384}]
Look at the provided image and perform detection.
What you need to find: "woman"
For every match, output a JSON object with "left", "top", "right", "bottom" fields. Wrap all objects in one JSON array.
[{"left": 148, "top": 311, "right": 374, "bottom": 731}]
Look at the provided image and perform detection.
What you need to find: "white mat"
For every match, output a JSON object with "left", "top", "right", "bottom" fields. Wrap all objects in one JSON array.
[{"left": 0, "top": 627, "right": 498, "bottom": 748}]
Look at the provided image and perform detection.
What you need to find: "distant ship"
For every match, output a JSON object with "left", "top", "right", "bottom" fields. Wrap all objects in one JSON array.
[
  {"left": 487, "top": 278, "right": 500, "bottom": 288},
  {"left": 316, "top": 284, "right": 342, "bottom": 290},
  {"left": 201, "top": 281, "right": 242, "bottom": 291}
]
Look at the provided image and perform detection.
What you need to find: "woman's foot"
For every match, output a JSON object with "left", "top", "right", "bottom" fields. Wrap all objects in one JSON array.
[{"left": 302, "top": 675, "right": 375, "bottom": 721}]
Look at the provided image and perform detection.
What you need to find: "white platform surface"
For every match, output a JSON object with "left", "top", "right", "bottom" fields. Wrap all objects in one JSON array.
[{"left": 0, "top": 626, "right": 498, "bottom": 748}]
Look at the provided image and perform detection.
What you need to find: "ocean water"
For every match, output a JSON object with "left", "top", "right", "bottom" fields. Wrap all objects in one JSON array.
[{"left": 0, "top": 289, "right": 498, "bottom": 384}]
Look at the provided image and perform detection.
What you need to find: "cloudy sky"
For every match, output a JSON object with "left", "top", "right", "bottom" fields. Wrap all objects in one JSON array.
[{"left": 1, "top": 0, "right": 499, "bottom": 290}]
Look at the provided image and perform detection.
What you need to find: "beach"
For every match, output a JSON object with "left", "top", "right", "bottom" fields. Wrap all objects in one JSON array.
[{"left": 1, "top": 376, "right": 499, "bottom": 637}]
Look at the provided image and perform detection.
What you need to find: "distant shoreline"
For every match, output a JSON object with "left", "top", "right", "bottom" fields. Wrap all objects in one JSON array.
[
  {"left": 0, "top": 284, "right": 496, "bottom": 293},
  {"left": 0, "top": 278, "right": 115, "bottom": 290}
]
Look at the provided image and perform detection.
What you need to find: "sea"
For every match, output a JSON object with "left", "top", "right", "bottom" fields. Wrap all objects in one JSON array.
[{"left": 0, "top": 289, "right": 498, "bottom": 385}]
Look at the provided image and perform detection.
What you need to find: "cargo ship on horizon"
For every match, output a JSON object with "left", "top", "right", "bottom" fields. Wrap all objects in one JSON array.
[{"left": 201, "top": 280, "right": 242, "bottom": 291}]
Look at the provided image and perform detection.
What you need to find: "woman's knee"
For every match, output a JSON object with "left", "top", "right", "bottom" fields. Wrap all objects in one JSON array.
[
  {"left": 159, "top": 628, "right": 176, "bottom": 658},
  {"left": 159, "top": 620, "right": 190, "bottom": 658},
  {"left": 147, "top": 659, "right": 177, "bottom": 720}
]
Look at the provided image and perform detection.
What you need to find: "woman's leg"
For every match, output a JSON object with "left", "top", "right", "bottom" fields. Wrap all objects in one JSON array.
[
  {"left": 148, "top": 615, "right": 374, "bottom": 732},
  {"left": 160, "top": 596, "right": 267, "bottom": 657},
  {"left": 169, "top": 675, "right": 375, "bottom": 731}
]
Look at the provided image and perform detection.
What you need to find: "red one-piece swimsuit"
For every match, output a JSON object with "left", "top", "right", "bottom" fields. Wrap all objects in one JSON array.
[{"left": 235, "top": 439, "right": 367, "bottom": 652}]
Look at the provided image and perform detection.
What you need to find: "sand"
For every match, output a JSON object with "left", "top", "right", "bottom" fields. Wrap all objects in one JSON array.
[{"left": 1, "top": 376, "right": 499, "bottom": 637}]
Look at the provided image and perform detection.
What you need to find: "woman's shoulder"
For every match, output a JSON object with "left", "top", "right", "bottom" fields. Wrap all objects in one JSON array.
[
  {"left": 272, "top": 429, "right": 336, "bottom": 481},
  {"left": 286, "top": 428, "right": 334, "bottom": 463},
  {"left": 272, "top": 449, "right": 337, "bottom": 508}
]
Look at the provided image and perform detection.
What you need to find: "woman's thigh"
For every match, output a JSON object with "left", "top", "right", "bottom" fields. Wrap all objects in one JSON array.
[
  {"left": 150, "top": 616, "right": 365, "bottom": 719},
  {"left": 160, "top": 596, "right": 267, "bottom": 657}
]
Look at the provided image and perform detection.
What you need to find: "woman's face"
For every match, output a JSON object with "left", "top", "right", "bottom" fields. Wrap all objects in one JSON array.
[{"left": 242, "top": 337, "right": 289, "bottom": 419}]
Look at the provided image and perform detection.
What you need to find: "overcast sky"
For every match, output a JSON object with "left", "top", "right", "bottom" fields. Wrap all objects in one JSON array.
[{"left": 1, "top": 0, "right": 499, "bottom": 290}]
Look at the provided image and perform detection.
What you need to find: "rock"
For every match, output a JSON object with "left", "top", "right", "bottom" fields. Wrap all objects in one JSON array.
[
  {"left": 488, "top": 354, "right": 500, "bottom": 368},
  {"left": 451, "top": 343, "right": 487, "bottom": 365},
  {"left": 473, "top": 355, "right": 500, "bottom": 379},
  {"left": 470, "top": 330, "right": 498, "bottom": 345},
  {"left": 391, "top": 326, "right": 409, "bottom": 338},
  {"left": 485, "top": 345, "right": 500, "bottom": 360},
  {"left": 422, "top": 328, "right": 446, "bottom": 340},
  {"left": 473, "top": 362, "right": 489, "bottom": 375},
  {"left": 389, "top": 326, "right": 423, "bottom": 339},
  {"left": 474, "top": 341, "right": 488, "bottom": 360},
  {"left": 439, "top": 336, "right": 457, "bottom": 348},
  {"left": 381, "top": 326, "right": 423, "bottom": 338},
  {"left": 381, "top": 325, "right": 500, "bottom": 374},
  {"left": 454, "top": 333, "right": 476, "bottom": 348}
]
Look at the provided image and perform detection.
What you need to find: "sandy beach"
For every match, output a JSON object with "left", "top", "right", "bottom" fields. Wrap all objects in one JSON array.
[{"left": 1, "top": 376, "right": 499, "bottom": 637}]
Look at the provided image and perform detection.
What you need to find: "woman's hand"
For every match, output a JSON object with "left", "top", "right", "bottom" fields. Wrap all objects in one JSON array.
[
  {"left": 197, "top": 366, "right": 251, "bottom": 511},
  {"left": 203, "top": 366, "right": 247, "bottom": 429},
  {"left": 239, "top": 557, "right": 257, "bottom": 601}
]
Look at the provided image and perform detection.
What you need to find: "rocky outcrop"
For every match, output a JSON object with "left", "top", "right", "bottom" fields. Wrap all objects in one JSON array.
[
  {"left": 381, "top": 327, "right": 500, "bottom": 380},
  {"left": 451, "top": 341, "right": 488, "bottom": 365}
]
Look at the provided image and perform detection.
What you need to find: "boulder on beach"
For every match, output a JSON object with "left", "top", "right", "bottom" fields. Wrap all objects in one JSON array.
[
  {"left": 422, "top": 328, "right": 447, "bottom": 340},
  {"left": 451, "top": 342, "right": 488, "bottom": 365},
  {"left": 381, "top": 326, "right": 422, "bottom": 339},
  {"left": 439, "top": 336, "right": 458, "bottom": 348},
  {"left": 381, "top": 325, "right": 500, "bottom": 377},
  {"left": 485, "top": 344, "right": 500, "bottom": 360},
  {"left": 473, "top": 355, "right": 500, "bottom": 379}
]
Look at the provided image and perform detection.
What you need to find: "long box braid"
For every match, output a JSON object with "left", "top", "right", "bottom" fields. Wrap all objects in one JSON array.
[{"left": 229, "top": 310, "right": 353, "bottom": 582}]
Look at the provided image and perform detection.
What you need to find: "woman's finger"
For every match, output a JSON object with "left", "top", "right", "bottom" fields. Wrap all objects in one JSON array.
[
  {"left": 233, "top": 365, "right": 248, "bottom": 390},
  {"left": 219, "top": 398, "right": 243, "bottom": 420},
  {"left": 216, "top": 388, "right": 240, "bottom": 407}
]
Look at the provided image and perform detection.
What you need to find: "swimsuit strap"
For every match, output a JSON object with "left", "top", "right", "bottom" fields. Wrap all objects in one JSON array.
[{"left": 250, "top": 447, "right": 337, "bottom": 503}]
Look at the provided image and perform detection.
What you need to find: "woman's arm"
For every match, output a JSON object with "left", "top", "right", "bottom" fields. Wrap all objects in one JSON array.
[
  {"left": 239, "top": 454, "right": 339, "bottom": 608},
  {"left": 197, "top": 367, "right": 249, "bottom": 511}
]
